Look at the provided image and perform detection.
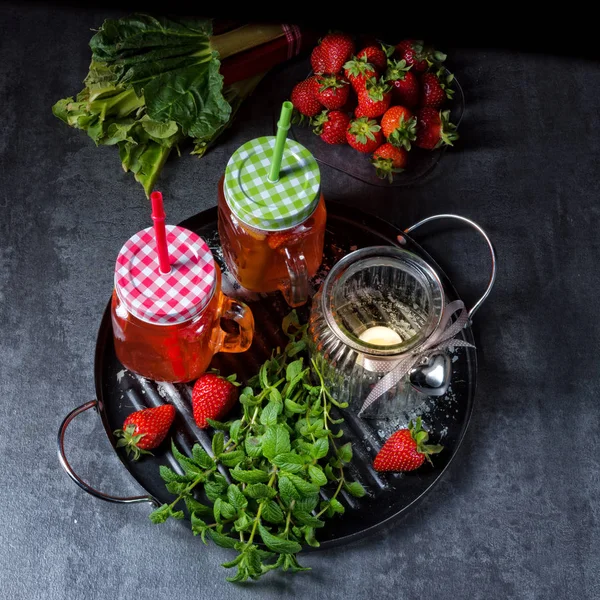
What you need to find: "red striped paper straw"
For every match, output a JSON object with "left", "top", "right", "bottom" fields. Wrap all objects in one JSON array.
[{"left": 150, "top": 191, "right": 171, "bottom": 274}]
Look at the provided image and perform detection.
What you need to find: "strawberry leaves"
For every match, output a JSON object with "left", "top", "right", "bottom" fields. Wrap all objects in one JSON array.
[{"left": 149, "top": 310, "right": 367, "bottom": 583}]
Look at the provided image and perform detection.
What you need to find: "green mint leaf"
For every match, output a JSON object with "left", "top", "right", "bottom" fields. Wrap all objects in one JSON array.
[
  {"left": 205, "top": 477, "right": 228, "bottom": 502},
  {"left": 261, "top": 500, "right": 284, "bottom": 524},
  {"left": 259, "top": 363, "right": 270, "bottom": 390},
  {"left": 286, "top": 340, "right": 306, "bottom": 357},
  {"left": 212, "top": 432, "right": 224, "bottom": 457},
  {"left": 234, "top": 512, "right": 252, "bottom": 532},
  {"left": 166, "top": 481, "right": 189, "bottom": 495},
  {"left": 207, "top": 529, "right": 238, "bottom": 549},
  {"left": 213, "top": 497, "right": 223, "bottom": 522},
  {"left": 191, "top": 445, "right": 214, "bottom": 469},
  {"left": 337, "top": 442, "right": 353, "bottom": 463},
  {"left": 324, "top": 464, "right": 336, "bottom": 481},
  {"left": 159, "top": 466, "right": 189, "bottom": 484},
  {"left": 219, "top": 450, "right": 245, "bottom": 468},
  {"left": 244, "top": 546, "right": 263, "bottom": 579},
  {"left": 258, "top": 524, "right": 302, "bottom": 554},
  {"left": 149, "top": 504, "right": 172, "bottom": 524},
  {"left": 219, "top": 500, "right": 237, "bottom": 520},
  {"left": 329, "top": 498, "right": 345, "bottom": 515},
  {"left": 229, "top": 419, "right": 242, "bottom": 442},
  {"left": 272, "top": 452, "right": 306, "bottom": 474},
  {"left": 269, "top": 388, "right": 282, "bottom": 404},
  {"left": 304, "top": 526, "right": 320, "bottom": 547},
  {"left": 262, "top": 424, "right": 290, "bottom": 460},
  {"left": 287, "top": 473, "right": 320, "bottom": 497},
  {"left": 294, "top": 494, "right": 319, "bottom": 513},
  {"left": 308, "top": 465, "right": 328, "bottom": 486},
  {"left": 282, "top": 553, "right": 311, "bottom": 573},
  {"left": 230, "top": 465, "right": 270, "bottom": 484},
  {"left": 260, "top": 401, "right": 281, "bottom": 426},
  {"left": 227, "top": 484, "right": 248, "bottom": 510},
  {"left": 245, "top": 436, "right": 263, "bottom": 458},
  {"left": 244, "top": 483, "right": 277, "bottom": 500},
  {"left": 293, "top": 511, "right": 325, "bottom": 528},
  {"left": 278, "top": 475, "right": 300, "bottom": 502},
  {"left": 286, "top": 359, "right": 303, "bottom": 382},
  {"left": 282, "top": 310, "right": 300, "bottom": 337},
  {"left": 344, "top": 481, "right": 367, "bottom": 498},
  {"left": 185, "top": 497, "right": 213, "bottom": 518},
  {"left": 171, "top": 510, "right": 185, "bottom": 520},
  {"left": 284, "top": 398, "right": 305, "bottom": 414},
  {"left": 221, "top": 553, "right": 244, "bottom": 569},
  {"left": 205, "top": 418, "right": 230, "bottom": 431},
  {"left": 311, "top": 437, "right": 329, "bottom": 460},
  {"left": 190, "top": 512, "right": 207, "bottom": 535}
]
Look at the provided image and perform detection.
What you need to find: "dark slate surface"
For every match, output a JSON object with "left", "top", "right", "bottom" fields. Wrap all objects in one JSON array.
[{"left": 1, "top": 4, "right": 599, "bottom": 599}]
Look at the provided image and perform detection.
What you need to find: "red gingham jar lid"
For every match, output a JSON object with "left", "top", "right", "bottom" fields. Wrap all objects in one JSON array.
[{"left": 115, "top": 225, "right": 216, "bottom": 325}]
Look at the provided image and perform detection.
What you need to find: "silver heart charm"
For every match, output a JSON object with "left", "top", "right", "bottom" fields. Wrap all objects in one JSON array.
[{"left": 408, "top": 351, "right": 452, "bottom": 397}]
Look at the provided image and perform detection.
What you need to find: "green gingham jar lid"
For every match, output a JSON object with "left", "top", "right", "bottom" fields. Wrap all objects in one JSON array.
[{"left": 223, "top": 136, "right": 321, "bottom": 232}]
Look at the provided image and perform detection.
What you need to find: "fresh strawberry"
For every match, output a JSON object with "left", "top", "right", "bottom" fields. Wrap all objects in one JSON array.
[
  {"left": 312, "top": 110, "right": 351, "bottom": 144},
  {"left": 371, "top": 143, "right": 409, "bottom": 182},
  {"left": 357, "top": 45, "right": 388, "bottom": 72},
  {"left": 114, "top": 404, "right": 175, "bottom": 460},
  {"left": 373, "top": 417, "right": 443, "bottom": 472},
  {"left": 315, "top": 74, "right": 349, "bottom": 110},
  {"left": 395, "top": 39, "right": 446, "bottom": 73},
  {"left": 357, "top": 77, "right": 392, "bottom": 118},
  {"left": 380, "top": 105, "right": 417, "bottom": 150},
  {"left": 343, "top": 56, "right": 377, "bottom": 91},
  {"left": 420, "top": 70, "right": 455, "bottom": 109},
  {"left": 311, "top": 45, "right": 327, "bottom": 74},
  {"left": 354, "top": 104, "right": 368, "bottom": 118},
  {"left": 290, "top": 77, "right": 322, "bottom": 118},
  {"left": 346, "top": 116, "right": 383, "bottom": 153},
  {"left": 415, "top": 108, "right": 459, "bottom": 150},
  {"left": 267, "top": 228, "right": 310, "bottom": 250},
  {"left": 385, "top": 59, "right": 420, "bottom": 108},
  {"left": 192, "top": 373, "right": 240, "bottom": 429},
  {"left": 319, "top": 33, "right": 355, "bottom": 74}
]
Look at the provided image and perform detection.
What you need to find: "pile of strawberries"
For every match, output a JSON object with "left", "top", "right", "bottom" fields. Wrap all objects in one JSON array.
[{"left": 289, "top": 34, "right": 459, "bottom": 182}]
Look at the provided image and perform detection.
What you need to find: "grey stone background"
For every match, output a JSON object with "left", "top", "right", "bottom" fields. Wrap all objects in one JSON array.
[{"left": 1, "top": 3, "right": 599, "bottom": 599}]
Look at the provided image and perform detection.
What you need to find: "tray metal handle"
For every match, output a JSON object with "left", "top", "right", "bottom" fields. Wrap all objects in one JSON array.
[
  {"left": 57, "top": 400, "right": 155, "bottom": 505},
  {"left": 404, "top": 214, "right": 497, "bottom": 320}
]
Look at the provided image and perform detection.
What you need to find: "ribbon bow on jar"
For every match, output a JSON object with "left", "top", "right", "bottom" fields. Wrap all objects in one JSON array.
[{"left": 358, "top": 300, "right": 475, "bottom": 417}]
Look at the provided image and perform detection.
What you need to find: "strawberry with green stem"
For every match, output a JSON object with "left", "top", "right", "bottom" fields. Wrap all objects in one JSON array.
[
  {"left": 114, "top": 404, "right": 175, "bottom": 461},
  {"left": 356, "top": 44, "right": 390, "bottom": 72},
  {"left": 343, "top": 56, "right": 377, "bottom": 92},
  {"left": 357, "top": 77, "right": 392, "bottom": 118},
  {"left": 415, "top": 108, "right": 459, "bottom": 150},
  {"left": 319, "top": 32, "right": 355, "bottom": 74},
  {"left": 385, "top": 59, "right": 420, "bottom": 108},
  {"left": 192, "top": 373, "right": 240, "bottom": 429},
  {"left": 371, "top": 143, "right": 409, "bottom": 182},
  {"left": 420, "top": 69, "right": 455, "bottom": 109},
  {"left": 380, "top": 105, "right": 417, "bottom": 150},
  {"left": 315, "top": 74, "right": 349, "bottom": 110},
  {"left": 346, "top": 116, "right": 383, "bottom": 153},
  {"left": 290, "top": 77, "right": 322, "bottom": 119},
  {"left": 373, "top": 417, "right": 443, "bottom": 472},
  {"left": 312, "top": 109, "right": 351, "bottom": 144},
  {"left": 395, "top": 39, "right": 446, "bottom": 73}
]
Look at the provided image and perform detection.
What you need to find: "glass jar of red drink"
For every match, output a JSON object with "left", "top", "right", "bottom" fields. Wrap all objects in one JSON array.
[
  {"left": 218, "top": 135, "right": 325, "bottom": 307},
  {"left": 111, "top": 221, "right": 254, "bottom": 383}
]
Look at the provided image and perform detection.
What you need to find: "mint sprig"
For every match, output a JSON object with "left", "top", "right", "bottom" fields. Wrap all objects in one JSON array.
[{"left": 149, "top": 311, "right": 367, "bottom": 582}]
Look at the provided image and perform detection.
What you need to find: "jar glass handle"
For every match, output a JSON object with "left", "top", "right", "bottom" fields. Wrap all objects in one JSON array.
[
  {"left": 404, "top": 214, "right": 497, "bottom": 320},
  {"left": 280, "top": 247, "right": 309, "bottom": 307},
  {"left": 217, "top": 296, "right": 254, "bottom": 353}
]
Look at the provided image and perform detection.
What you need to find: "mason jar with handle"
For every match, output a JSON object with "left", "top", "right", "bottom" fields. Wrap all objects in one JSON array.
[
  {"left": 111, "top": 192, "right": 254, "bottom": 383},
  {"left": 218, "top": 106, "right": 325, "bottom": 308}
]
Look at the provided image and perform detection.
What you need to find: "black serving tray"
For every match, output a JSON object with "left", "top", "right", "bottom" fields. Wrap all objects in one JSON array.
[{"left": 60, "top": 201, "right": 477, "bottom": 549}]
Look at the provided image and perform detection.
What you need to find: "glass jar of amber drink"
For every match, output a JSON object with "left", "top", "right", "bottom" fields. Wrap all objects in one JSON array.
[
  {"left": 218, "top": 134, "right": 325, "bottom": 307},
  {"left": 111, "top": 195, "right": 254, "bottom": 382}
]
